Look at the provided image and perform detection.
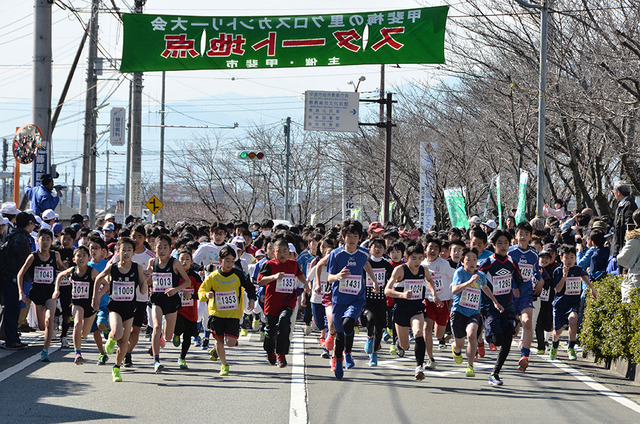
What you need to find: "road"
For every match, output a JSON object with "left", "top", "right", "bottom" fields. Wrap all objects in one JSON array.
[{"left": 2, "top": 325, "right": 639, "bottom": 424}]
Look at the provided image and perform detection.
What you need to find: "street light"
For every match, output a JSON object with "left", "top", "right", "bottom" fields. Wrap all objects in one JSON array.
[{"left": 348, "top": 75, "right": 366, "bottom": 92}]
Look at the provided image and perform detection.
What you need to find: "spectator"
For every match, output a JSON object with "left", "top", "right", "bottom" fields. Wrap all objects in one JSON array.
[
  {"left": 617, "top": 209, "right": 640, "bottom": 303},
  {"left": 25, "top": 174, "right": 61, "bottom": 217},
  {"left": 611, "top": 181, "right": 638, "bottom": 261},
  {"left": 1, "top": 201, "right": 20, "bottom": 242}
]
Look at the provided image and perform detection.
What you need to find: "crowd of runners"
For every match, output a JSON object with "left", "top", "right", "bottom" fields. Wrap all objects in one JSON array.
[{"left": 1, "top": 189, "right": 639, "bottom": 386}]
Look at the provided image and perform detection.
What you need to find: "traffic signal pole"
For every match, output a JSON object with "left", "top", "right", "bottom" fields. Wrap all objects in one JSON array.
[{"left": 284, "top": 117, "right": 291, "bottom": 221}]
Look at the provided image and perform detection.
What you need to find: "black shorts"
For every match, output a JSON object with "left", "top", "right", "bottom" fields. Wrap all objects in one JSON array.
[
  {"left": 392, "top": 301, "right": 425, "bottom": 327},
  {"left": 107, "top": 299, "right": 136, "bottom": 322},
  {"left": 150, "top": 292, "right": 181, "bottom": 315},
  {"left": 450, "top": 310, "right": 481, "bottom": 339},
  {"left": 174, "top": 314, "right": 198, "bottom": 339},
  {"left": 482, "top": 303, "right": 517, "bottom": 338},
  {"left": 208, "top": 316, "right": 240, "bottom": 339},
  {"left": 59, "top": 285, "right": 72, "bottom": 316},
  {"left": 132, "top": 301, "right": 148, "bottom": 327},
  {"left": 72, "top": 300, "right": 97, "bottom": 318},
  {"left": 28, "top": 284, "right": 54, "bottom": 306}
]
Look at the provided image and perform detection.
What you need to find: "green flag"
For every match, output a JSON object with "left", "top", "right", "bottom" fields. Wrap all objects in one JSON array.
[
  {"left": 496, "top": 174, "right": 503, "bottom": 229},
  {"left": 121, "top": 7, "right": 448, "bottom": 72},
  {"left": 515, "top": 170, "right": 528, "bottom": 224},
  {"left": 444, "top": 188, "right": 469, "bottom": 229}
]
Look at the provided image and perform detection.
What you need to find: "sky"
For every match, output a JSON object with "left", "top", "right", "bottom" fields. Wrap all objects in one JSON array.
[{"left": 0, "top": 0, "right": 455, "bottom": 207}]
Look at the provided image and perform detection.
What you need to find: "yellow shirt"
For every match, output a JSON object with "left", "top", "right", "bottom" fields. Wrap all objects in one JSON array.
[{"left": 198, "top": 269, "right": 245, "bottom": 319}]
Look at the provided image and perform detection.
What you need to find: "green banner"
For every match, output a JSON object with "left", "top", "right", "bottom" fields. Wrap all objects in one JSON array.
[
  {"left": 515, "top": 170, "right": 528, "bottom": 224},
  {"left": 444, "top": 188, "right": 469, "bottom": 229},
  {"left": 120, "top": 7, "right": 448, "bottom": 73},
  {"left": 496, "top": 174, "right": 503, "bottom": 229}
]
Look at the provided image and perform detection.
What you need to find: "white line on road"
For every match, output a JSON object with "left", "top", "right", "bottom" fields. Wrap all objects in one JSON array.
[
  {"left": 289, "top": 335, "right": 308, "bottom": 424},
  {"left": 0, "top": 346, "right": 59, "bottom": 383},
  {"left": 542, "top": 355, "right": 640, "bottom": 415}
]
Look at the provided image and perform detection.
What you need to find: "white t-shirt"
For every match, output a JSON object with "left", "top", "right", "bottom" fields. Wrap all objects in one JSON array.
[
  {"left": 193, "top": 242, "right": 229, "bottom": 268},
  {"left": 422, "top": 257, "right": 455, "bottom": 301}
]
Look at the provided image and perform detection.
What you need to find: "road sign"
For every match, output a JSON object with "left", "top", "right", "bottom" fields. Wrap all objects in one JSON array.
[
  {"left": 145, "top": 195, "right": 164, "bottom": 214},
  {"left": 304, "top": 90, "right": 359, "bottom": 132},
  {"left": 110, "top": 107, "right": 126, "bottom": 146}
]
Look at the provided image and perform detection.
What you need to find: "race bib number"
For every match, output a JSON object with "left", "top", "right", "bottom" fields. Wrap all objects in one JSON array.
[
  {"left": 152, "top": 272, "right": 173, "bottom": 292},
  {"left": 492, "top": 274, "right": 512, "bottom": 296},
  {"left": 339, "top": 275, "right": 362, "bottom": 295},
  {"left": 540, "top": 287, "right": 550, "bottom": 302},
  {"left": 215, "top": 290, "right": 238, "bottom": 310},
  {"left": 34, "top": 266, "right": 54, "bottom": 284},
  {"left": 72, "top": 280, "right": 90, "bottom": 300},
  {"left": 59, "top": 273, "right": 71, "bottom": 287},
  {"left": 404, "top": 279, "right": 425, "bottom": 300},
  {"left": 276, "top": 274, "right": 296, "bottom": 293},
  {"left": 519, "top": 263, "right": 533, "bottom": 282},
  {"left": 432, "top": 273, "right": 444, "bottom": 294},
  {"left": 366, "top": 270, "right": 386, "bottom": 288},
  {"left": 565, "top": 277, "right": 581, "bottom": 296},
  {"left": 319, "top": 279, "right": 329, "bottom": 294},
  {"left": 112, "top": 280, "right": 135, "bottom": 301},
  {"left": 459, "top": 287, "right": 481, "bottom": 310},
  {"left": 179, "top": 288, "right": 194, "bottom": 307}
]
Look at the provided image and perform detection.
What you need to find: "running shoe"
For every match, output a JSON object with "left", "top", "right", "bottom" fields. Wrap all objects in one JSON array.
[
  {"left": 415, "top": 365, "right": 425, "bottom": 381},
  {"left": 123, "top": 353, "right": 133, "bottom": 368},
  {"left": 331, "top": 356, "right": 337, "bottom": 371},
  {"left": 60, "top": 337, "right": 70, "bottom": 349},
  {"left": 219, "top": 364, "right": 229, "bottom": 376},
  {"left": 178, "top": 358, "right": 188, "bottom": 369},
  {"left": 518, "top": 338, "right": 523, "bottom": 350},
  {"left": 201, "top": 338, "right": 209, "bottom": 350},
  {"left": 438, "top": 339, "right": 447, "bottom": 350},
  {"left": 396, "top": 344, "right": 405, "bottom": 358},
  {"left": 304, "top": 324, "right": 312, "bottom": 336},
  {"left": 518, "top": 356, "right": 529, "bottom": 372},
  {"left": 344, "top": 353, "right": 355, "bottom": 369},
  {"left": 112, "top": 367, "right": 122, "bottom": 382},
  {"left": 209, "top": 347, "right": 219, "bottom": 361},
  {"left": 259, "top": 331, "right": 266, "bottom": 342},
  {"left": 568, "top": 348, "right": 577, "bottom": 361},
  {"left": 334, "top": 358, "right": 344, "bottom": 379},
  {"left": 489, "top": 374, "right": 503, "bottom": 386},
  {"left": 550, "top": 347, "right": 558, "bottom": 360},
  {"left": 277, "top": 354, "right": 287, "bottom": 368},
  {"left": 267, "top": 352, "right": 277, "bottom": 365},
  {"left": 240, "top": 328, "right": 248, "bottom": 337},
  {"left": 252, "top": 319, "right": 261, "bottom": 331},
  {"left": 386, "top": 327, "right": 394, "bottom": 337},
  {"left": 452, "top": 345, "right": 463, "bottom": 364},
  {"left": 537, "top": 349, "right": 546, "bottom": 355},
  {"left": 354, "top": 326, "right": 359, "bottom": 335},
  {"left": 369, "top": 353, "right": 378, "bottom": 367},
  {"left": 105, "top": 337, "right": 116, "bottom": 355},
  {"left": 478, "top": 343, "right": 485, "bottom": 357},
  {"left": 97, "top": 354, "right": 108, "bottom": 365},
  {"left": 318, "top": 337, "right": 326, "bottom": 347},
  {"left": 325, "top": 333, "right": 335, "bottom": 351},
  {"left": 41, "top": 350, "right": 51, "bottom": 362},
  {"left": 74, "top": 353, "right": 83, "bottom": 365},
  {"left": 147, "top": 347, "right": 153, "bottom": 356},
  {"left": 425, "top": 358, "right": 436, "bottom": 370},
  {"left": 172, "top": 334, "right": 181, "bottom": 347},
  {"left": 489, "top": 342, "right": 497, "bottom": 352},
  {"left": 154, "top": 361, "right": 164, "bottom": 373},
  {"left": 389, "top": 344, "right": 397, "bottom": 356},
  {"left": 160, "top": 335, "right": 166, "bottom": 348},
  {"left": 383, "top": 330, "right": 391, "bottom": 343},
  {"left": 321, "top": 348, "right": 331, "bottom": 359},
  {"left": 466, "top": 365, "right": 475, "bottom": 377},
  {"left": 364, "top": 337, "right": 374, "bottom": 354},
  {"left": 194, "top": 336, "right": 201, "bottom": 347}
]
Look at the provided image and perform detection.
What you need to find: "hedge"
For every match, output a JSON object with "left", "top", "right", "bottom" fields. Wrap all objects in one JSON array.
[{"left": 580, "top": 275, "right": 640, "bottom": 363}]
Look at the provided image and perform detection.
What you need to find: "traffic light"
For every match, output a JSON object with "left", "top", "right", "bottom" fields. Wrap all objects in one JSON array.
[{"left": 237, "top": 151, "right": 265, "bottom": 160}]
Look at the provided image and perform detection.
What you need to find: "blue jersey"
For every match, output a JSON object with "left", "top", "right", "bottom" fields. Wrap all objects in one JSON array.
[
  {"left": 451, "top": 267, "right": 487, "bottom": 317},
  {"left": 327, "top": 245, "right": 370, "bottom": 304},
  {"left": 88, "top": 258, "right": 110, "bottom": 308},
  {"left": 478, "top": 249, "right": 493, "bottom": 263},
  {"left": 508, "top": 245, "right": 540, "bottom": 292},
  {"left": 552, "top": 265, "right": 587, "bottom": 309},
  {"left": 478, "top": 254, "right": 523, "bottom": 312},
  {"left": 296, "top": 250, "right": 314, "bottom": 276}
]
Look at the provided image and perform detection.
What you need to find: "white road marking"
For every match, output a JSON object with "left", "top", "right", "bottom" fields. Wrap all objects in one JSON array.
[
  {"left": 0, "top": 346, "right": 59, "bottom": 383},
  {"left": 289, "top": 334, "right": 308, "bottom": 424}
]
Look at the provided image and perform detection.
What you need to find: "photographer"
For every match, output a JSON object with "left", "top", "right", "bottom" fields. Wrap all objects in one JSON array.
[{"left": 25, "top": 174, "right": 62, "bottom": 217}]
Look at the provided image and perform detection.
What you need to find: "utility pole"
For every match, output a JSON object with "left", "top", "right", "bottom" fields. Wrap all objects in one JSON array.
[
  {"left": 82, "top": 0, "right": 99, "bottom": 224},
  {"left": 129, "top": 0, "right": 145, "bottom": 218},
  {"left": 124, "top": 80, "right": 132, "bottom": 217},
  {"left": 159, "top": 70, "right": 166, "bottom": 217},
  {"left": 2, "top": 139, "right": 7, "bottom": 201},
  {"left": 284, "top": 117, "right": 291, "bottom": 221},
  {"left": 516, "top": 0, "right": 549, "bottom": 216},
  {"left": 33, "top": 0, "right": 53, "bottom": 186},
  {"left": 104, "top": 149, "right": 110, "bottom": 211}
]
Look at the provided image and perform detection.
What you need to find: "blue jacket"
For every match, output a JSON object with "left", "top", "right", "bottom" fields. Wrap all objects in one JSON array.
[{"left": 25, "top": 184, "right": 59, "bottom": 216}]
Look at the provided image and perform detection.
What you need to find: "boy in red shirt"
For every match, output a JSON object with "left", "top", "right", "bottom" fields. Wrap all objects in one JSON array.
[
  {"left": 258, "top": 238, "right": 309, "bottom": 367},
  {"left": 172, "top": 249, "right": 202, "bottom": 369}
]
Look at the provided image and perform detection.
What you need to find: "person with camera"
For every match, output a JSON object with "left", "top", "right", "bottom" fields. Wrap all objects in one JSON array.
[{"left": 25, "top": 174, "right": 62, "bottom": 217}]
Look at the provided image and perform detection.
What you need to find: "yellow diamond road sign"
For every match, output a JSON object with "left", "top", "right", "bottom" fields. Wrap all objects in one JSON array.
[{"left": 145, "top": 195, "right": 163, "bottom": 214}]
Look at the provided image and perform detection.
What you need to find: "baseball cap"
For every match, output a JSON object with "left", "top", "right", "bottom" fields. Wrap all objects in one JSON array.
[
  {"left": 1, "top": 202, "right": 20, "bottom": 215},
  {"left": 368, "top": 221, "right": 384, "bottom": 233},
  {"left": 255, "top": 249, "right": 266, "bottom": 258},
  {"left": 485, "top": 220, "right": 497, "bottom": 230},
  {"left": 52, "top": 223, "right": 63, "bottom": 234},
  {"left": 288, "top": 243, "right": 297, "bottom": 255},
  {"left": 409, "top": 229, "right": 420, "bottom": 240},
  {"left": 539, "top": 250, "right": 552, "bottom": 257},
  {"left": 105, "top": 213, "right": 115, "bottom": 221},
  {"left": 42, "top": 209, "right": 56, "bottom": 221},
  {"left": 470, "top": 216, "right": 481, "bottom": 224},
  {"left": 544, "top": 243, "right": 558, "bottom": 253},
  {"left": 103, "top": 222, "right": 115, "bottom": 232}
]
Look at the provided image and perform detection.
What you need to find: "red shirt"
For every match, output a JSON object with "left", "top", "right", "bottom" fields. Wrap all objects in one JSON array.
[
  {"left": 258, "top": 258, "right": 303, "bottom": 316},
  {"left": 178, "top": 270, "right": 202, "bottom": 322}
]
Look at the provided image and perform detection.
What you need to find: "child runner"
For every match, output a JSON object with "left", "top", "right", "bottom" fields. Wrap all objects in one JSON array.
[
  {"left": 173, "top": 249, "right": 202, "bottom": 369},
  {"left": 54, "top": 227, "right": 77, "bottom": 349},
  {"left": 386, "top": 241, "right": 406, "bottom": 356},
  {"left": 53, "top": 246, "right": 99, "bottom": 364},
  {"left": 385, "top": 242, "right": 439, "bottom": 380},
  {"left": 327, "top": 219, "right": 378, "bottom": 379},
  {"left": 550, "top": 245, "right": 597, "bottom": 361},
  {"left": 93, "top": 237, "right": 148, "bottom": 382},
  {"left": 308, "top": 237, "right": 336, "bottom": 357},
  {"left": 535, "top": 249, "right": 556, "bottom": 355},
  {"left": 313, "top": 237, "right": 338, "bottom": 359},
  {"left": 450, "top": 248, "right": 504, "bottom": 378},
  {"left": 478, "top": 230, "right": 524, "bottom": 386},
  {"left": 199, "top": 246, "right": 256, "bottom": 376},
  {"left": 148, "top": 234, "right": 192, "bottom": 373},
  {"left": 17, "top": 228, "right": 66, "bottom": 362},
  {"left": 363, "top": 237, "right": 394, "bottom": 366},
  {"left": 88, "top": 237, "right": 111, "bottom": 365}
]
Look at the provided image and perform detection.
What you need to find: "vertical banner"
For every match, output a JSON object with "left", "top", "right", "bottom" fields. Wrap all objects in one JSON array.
[
  {"left": 342, "top": 165, "right": 355, "bottom": 220},
  {"left": 350, "top": 208, "right": 361, "bottom": 221},
  {"left": 496, "top": 174, "right": 503, "bottom": 229},
  {"left": 515, "top": 170, "right": 528, "bottom": 224},
  {"left": 443, "top": 187, "right": 469, "bottom": 229},
  {"left": 378, "top": 201, "right": 395, "bottom": 223},
  {"left": 419, "top": 142, "right": 436, "bottom": 231}
]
